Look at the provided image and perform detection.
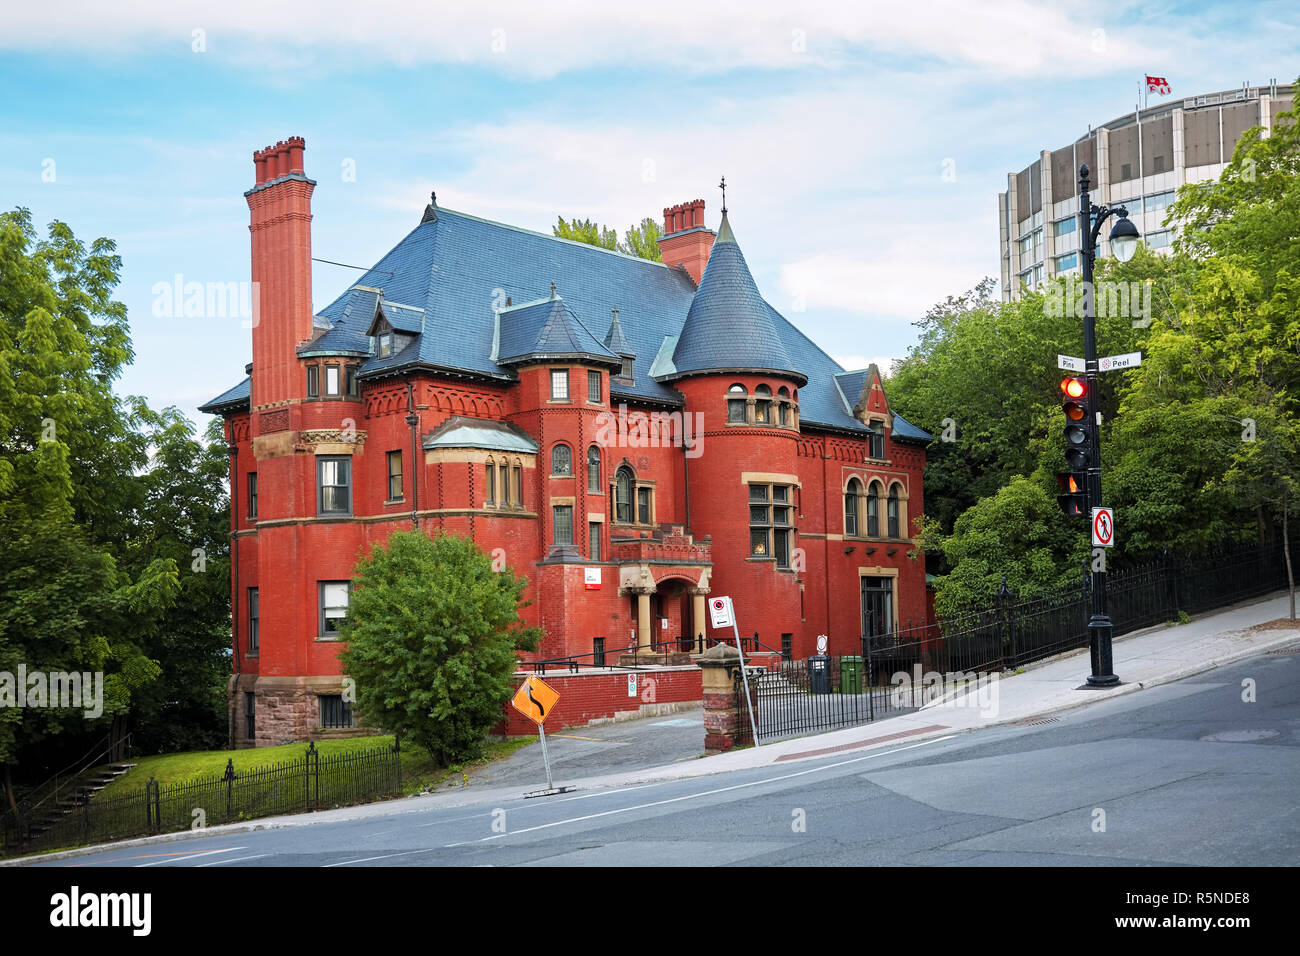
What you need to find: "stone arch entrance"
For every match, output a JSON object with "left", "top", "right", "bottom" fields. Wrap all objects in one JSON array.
[{"left": 618, "top": 564, "right": 711, "bottom": 651}]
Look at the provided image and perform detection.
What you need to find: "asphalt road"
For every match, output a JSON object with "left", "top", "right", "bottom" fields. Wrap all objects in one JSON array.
[{"left": 25, "top": 650, "right": 1300, "bottom": 867}]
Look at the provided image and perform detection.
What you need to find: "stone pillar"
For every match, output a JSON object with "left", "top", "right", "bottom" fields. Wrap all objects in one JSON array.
[
  {"left": 699, "top": 643, "right": 743, "bottom": 753},
  {"left": 691, "top": 588, "right": 708, "bottom": 650},
  {"left": 637, "top": 589, "right": 653, "bottom": 650}
]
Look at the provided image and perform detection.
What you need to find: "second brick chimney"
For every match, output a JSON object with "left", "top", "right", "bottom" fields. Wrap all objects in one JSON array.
[
  {"left": 246, "top": 136, "right": 315, "bottom": 412},
  {"left": 657, "top": 199, "right": 715, "bottom": 285}
]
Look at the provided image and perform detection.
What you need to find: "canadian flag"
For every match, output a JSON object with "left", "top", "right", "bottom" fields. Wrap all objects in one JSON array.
[{"left": 1146, "top": 75, "right": 1172, "bottom": 95}]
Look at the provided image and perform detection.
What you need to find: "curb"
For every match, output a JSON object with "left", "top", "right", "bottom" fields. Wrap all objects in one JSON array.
[{"left": 8, "top": 620, "right": 1298, "bottom": 866}]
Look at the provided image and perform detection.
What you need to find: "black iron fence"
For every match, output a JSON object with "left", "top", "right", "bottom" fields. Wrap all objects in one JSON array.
[
  {"left": 737, "top": 540, "right": 1291, "bottom": 744},
  {"left": 2, "top": 740, "right": 402, "bottom": 858}
]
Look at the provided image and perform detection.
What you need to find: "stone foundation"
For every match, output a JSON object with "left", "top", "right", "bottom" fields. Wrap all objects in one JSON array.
[{"left": 229, "top": 674, "right": 380, "bottom": 748}]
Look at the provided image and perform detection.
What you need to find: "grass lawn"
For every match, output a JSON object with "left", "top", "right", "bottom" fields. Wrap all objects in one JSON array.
[{"left": 97, "top": 734, "right": 537, "bottom": 802}]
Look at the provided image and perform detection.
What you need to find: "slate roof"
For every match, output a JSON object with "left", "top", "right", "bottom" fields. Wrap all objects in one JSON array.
[
  {"left": 423, "top": 416, "right": 539, "bottom": 454},
  {"left": 495, "top": 294, "right": 620, "bottom": 366},
  {"left": 198, "top": 376, "right": 250, "bottom": 414},
  {"left": 202, "top": 203, "right": 928, "bottom": 437},
  {"left": 603, "top": 309, "right": 633, "bottom": 356},
  {"left": 664, "top": 212, "right": 804, "bottom": 385}
]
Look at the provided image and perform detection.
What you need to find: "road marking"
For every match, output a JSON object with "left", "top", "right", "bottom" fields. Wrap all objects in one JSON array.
[
  {"left": 549, "top": 733, "right": 604, "bottom": 741},
  {"left": 552, "top": 784, "right": 652, "bottom": 803},
  {"left": 774, "top": 724, "right": 950, "bottom": 761},
  {"left": 135, "top": 846, "right": 246, "bottom": 867},
  {"left": 70, "top": 848, "right": 235, "bottom": 866},
  {"left": 197, "top": 853, "right": 272, "bottom": 867},
  {"left": 323, "top": 847, "right": 444, "bottom": 867},
  {"left": 469, "top": 736, "right": 956, "bottom": 844}
]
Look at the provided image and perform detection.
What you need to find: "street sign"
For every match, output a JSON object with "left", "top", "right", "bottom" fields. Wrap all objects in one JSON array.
[
  {"left": 1091, "top": 507, "right": 1115, "bottom": 547},
  {"left": 709, "top": 595, "right": 734, "bottom": 628},
  {"left": 1098, "top": 351, "right": 1142, "bottom": 372},
  {"left": 1057, "top": 354, "right": 1085, "bottom": 372},
  {"left": 627, "top": 673, "right": 638, "bottom": 698},
  {"left": 510, "top": 675, "right": 560, "bottom": 726}
]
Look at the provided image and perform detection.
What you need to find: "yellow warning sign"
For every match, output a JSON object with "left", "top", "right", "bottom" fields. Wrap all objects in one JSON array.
[{"left": 510, "top": 675, "right": 560, "bottom": 726}]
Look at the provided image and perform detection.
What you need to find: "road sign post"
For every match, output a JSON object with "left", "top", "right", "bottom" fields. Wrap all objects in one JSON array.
[
  {"left": 709, "top": 596, "right": 761, "bottom": 747},
  {"left": 509, "top": 675, "right": 572, "bottom": 797}
]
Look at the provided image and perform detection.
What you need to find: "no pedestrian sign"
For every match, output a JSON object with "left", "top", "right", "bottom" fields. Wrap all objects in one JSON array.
[
  {"left": 1092, "top": 507, "right": 1115, "bottom": 548},
  {"left": 709, "top": 596, "right": 734, "bottom": 629}
]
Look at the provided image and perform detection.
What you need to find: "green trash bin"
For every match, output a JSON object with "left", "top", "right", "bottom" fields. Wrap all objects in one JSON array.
[{"left": 840, "top": 655, "right": 864, "bottom": 694}]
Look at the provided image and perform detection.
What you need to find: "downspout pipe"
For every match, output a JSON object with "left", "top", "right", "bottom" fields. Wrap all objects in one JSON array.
[{"left": 404, "top": 377, "right": 420, "bottom": 528}]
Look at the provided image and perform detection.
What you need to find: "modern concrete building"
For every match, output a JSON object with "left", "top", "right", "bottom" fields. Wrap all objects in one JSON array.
[{"left": 999, "top": 79, "right": 1295, "bottom": 300}]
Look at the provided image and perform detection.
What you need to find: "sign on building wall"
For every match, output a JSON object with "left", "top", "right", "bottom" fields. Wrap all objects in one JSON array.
[{"left": 584, "top": 567, "right": 601, "bottom": 589}]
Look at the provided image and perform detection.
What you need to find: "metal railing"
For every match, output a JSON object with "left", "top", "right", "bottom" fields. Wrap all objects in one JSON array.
[
  {"left": 737, "top": 539, "right": 1291, "bottom": 745},
  {"left": 2, "top": 740, "right": 401, "bottom": 858}
]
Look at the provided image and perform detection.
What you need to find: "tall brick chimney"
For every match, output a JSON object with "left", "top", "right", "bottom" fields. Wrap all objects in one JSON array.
[
  {"left": 246, "top": 136, "right": 315, "bottom": 410},
  {"left": 657, "top": 199, "right": 715, "bottom": 285}
]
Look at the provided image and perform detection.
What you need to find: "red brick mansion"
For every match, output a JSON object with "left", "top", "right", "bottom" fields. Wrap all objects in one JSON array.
[{"left": 201, "top": 137, "right": 931, "bottom": 746}]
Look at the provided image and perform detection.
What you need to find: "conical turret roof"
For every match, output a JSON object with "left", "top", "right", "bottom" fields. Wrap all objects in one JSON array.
[{"left": 664, "top": 212, "right": 806, "bottom": 384}]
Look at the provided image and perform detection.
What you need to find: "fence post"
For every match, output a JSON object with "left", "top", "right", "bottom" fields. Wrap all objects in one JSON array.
[
  {"left": 223, "top": 758, "right": 235, "bottom": 823},
  {"left": 305, "top": 742, "right": 318, "bottom": 810},
  {"left": 1163, "top": 548, "right": 1178, "bottom": 620},
  {"left": 997, "top": 575, "right": 1013, "bottom": 671},
  {"left": 81, "top": 787, "right": 90, "bottom": 844},
  {"left": 145, "top": 776, "right": 158, "bottom": 833}
]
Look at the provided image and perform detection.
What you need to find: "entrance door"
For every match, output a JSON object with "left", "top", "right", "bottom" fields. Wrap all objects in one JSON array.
[{"left": 860, "top": 577, "right": 894, "bottom": 642}]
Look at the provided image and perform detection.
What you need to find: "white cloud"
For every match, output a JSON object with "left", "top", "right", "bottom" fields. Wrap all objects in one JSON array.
[
  {"left": 6, "top": 1, "right": 1166, "bottom": 79},
  {"left": 779, "top": 220, "right": 994, "bottom": 322}
]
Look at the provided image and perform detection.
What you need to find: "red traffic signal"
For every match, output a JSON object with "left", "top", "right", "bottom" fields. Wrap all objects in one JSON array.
[{"left": 1060, "top": 377, "right": 1087, "bottom": 421}]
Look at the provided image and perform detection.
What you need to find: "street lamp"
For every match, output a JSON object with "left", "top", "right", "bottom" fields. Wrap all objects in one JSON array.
[
  {"left": 1077, "top": 163, "right": 1140, "bottom": 687},
  {"left": 1108, "top": 214, "right": 1141, "bottom": 263}
]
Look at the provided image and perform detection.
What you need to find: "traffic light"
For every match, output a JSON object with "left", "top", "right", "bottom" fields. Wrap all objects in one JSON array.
[
  {"left": 1057, "top": 376, "right": 1091, "bottom": 517},
  {"left": 1056, "top": 470, "right": 1088, "bottom": 517}
]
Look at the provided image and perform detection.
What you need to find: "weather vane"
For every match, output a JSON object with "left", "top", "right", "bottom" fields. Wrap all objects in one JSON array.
[{"left": 718, "top": 175, "right": 727, "bottom": 215}]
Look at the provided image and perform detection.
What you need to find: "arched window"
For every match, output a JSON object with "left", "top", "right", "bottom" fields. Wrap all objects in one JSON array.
[
  {"left": 727, "top": 384, "right": 747, "bottom": 424},
  {"left": 777, "top": 386, "right": 790, "bottom": 426},
  {"left": 587, "top": 445, "right": 601, "bottom": 493},
  {"left": 754, "top": 384, "right": 772, "bottom": 424},
  {"left": 844, "top": 478, "right": 862, "bottom": 536},
  {"left": 552, "top": 444, "right": 572, "bottom": 476},
  {"left": 887, "top": 484, "right": 900, "bottom": 538},
  {"left": 615, "top": 466, "right": 635, "bottom": 523},
  {"left": 485, "top": 457, "right": 496, "bottom": 505},
  {"left": 866, "top": 481, "right": 881, "bottom": 537}
]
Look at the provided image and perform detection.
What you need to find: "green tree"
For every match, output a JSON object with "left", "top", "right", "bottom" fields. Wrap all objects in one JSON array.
[
  {"left": 117, "top": 411, "right": 232, "bottom": 752},
  {"left": 338, "top": 530, "right": 540, "bottom": 765},
  {"left": 924, "top": 476, "right": 1087, "bottom": 618},
  {"left": 553, "top": 215, "right": 662, "bottom": 261},
  {"left": 0, "top": 209, "right": 180, "bottom": 800}
]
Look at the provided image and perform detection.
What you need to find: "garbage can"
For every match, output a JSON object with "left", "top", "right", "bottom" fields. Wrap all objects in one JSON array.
[
  {"left": 809, "top": 655, "right": 831, "bottom": 694},
  {"left": 840, "top": 655, "right": 864, "bottom": 694}
]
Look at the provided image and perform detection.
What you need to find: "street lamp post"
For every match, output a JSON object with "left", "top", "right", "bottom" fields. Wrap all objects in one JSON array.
[{"left": 1077, "top": 163, "right": 1138, "bottom": 687}]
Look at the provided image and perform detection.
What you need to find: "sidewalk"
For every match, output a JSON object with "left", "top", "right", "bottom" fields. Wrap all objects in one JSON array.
[
  {"left": 585, "top": 589, "right": 1300, "bottom": 784},
  {"left": 8, "top": 590, "right": 1298, "bottom": 864}
]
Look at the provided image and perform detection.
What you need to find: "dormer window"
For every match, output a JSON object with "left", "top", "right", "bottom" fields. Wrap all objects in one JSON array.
[
  {"left": 377, "top": 331, "right": 394, "bottom": 358},
  {"left": 620, "top": 357, "right": 633, "bottom": 379},
  {"left": 868, "top": 421, "right": 885, "bottom": 460}
]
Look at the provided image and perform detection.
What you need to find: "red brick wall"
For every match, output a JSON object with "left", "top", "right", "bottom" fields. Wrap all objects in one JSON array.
[{"left": 493, "top": 667, "right": 702, "bottom": 735}]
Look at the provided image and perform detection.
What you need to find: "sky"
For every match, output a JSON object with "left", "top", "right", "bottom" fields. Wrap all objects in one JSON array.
[{"left": 2, "top": 1, "right": 1296, "bottom": 428}]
